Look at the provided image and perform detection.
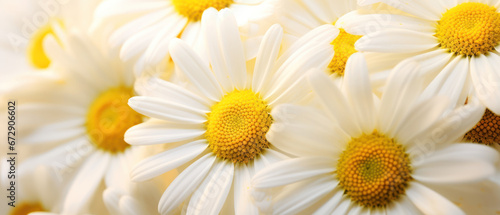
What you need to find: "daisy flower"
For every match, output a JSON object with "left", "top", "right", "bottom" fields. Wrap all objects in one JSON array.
[
  {"left": 356, "top": 0, "right": 500, "bottom": 142},
  {"left": 0, "top": 0, "right": 101, "bottom": 72},
  {"left": 124, "top": 8, "right": 336, "bottom": 214},
  {"left": 92, "top": 0, "right": 277, "bottom": 73},
  {"left": 4, "top": 25, "right": 158, "bottom": 214},
  {"left": 102, "top": 173, "right": 177, "bottom": 215},
  {"left": 275, "top": 0, "right": 395, "bottom": 81},
  {"left": 251, "top": 53, "right": 500, "bottom": 214},
  {"left": 0, "top": 165, "right": 74, "bottom": 215}
]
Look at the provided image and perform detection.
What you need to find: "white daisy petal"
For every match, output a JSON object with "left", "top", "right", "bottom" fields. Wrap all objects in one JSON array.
[
  {"left": 338, "top": 12, "right": 436, "bottom": 35},
  {"left": 131, "top": 140, "right": 208, "bottom": 182},
  {"left": 274, "top": 176, "right": 337, "bottom": 214},
  {"left": 329, "top": 0, "right": 357, "bottom": 18},
  {"left": 109, "top": 9, "right": 170, "bottom": 48},
  {"left": 343, "top": 53, "right": 376, "bottom": 133},
  {"left": 142, "top": 15, "right": 188, "bottom": 68},
  {"left": 279, "top": 0, "right": 324, "bottom": 36},
  {"left": 62, "top": 152, "right": 110, "bottom": 214},
  {"left": 379, "top": 60, "right": 425, "bottom": 137},
  {"left": 120, "top": 196, "right": 145, "bottom": 215},
  {"left": 252, "top": 157, "right": 336, "bottom": 189},
  {"left": 387, "top": 195, "right": 423, "bottom": 215},
  {"left": 393, "top": 96, "right": 450, "bottom": 144},
  {"left": 470, "top": 54, "right": 500, "bottom": 114},
  {"left": 103, "top": 188, "right": 123, "bottom": 215},
  {"left": 268, "top": 104, "right": 347, "bottom": 157},
  {"left": 104, "top": 155, "right": 130, "bottom": 192},
  {"left": 308, "top": 70, "right": 361, "bottom": 137},
  {"left": 258, "top": 149, "right": 289, "bottom": 167},
  {"left": 412, "top": 144, "right": 498, "bottom": 184},
  {"left": 300, "top": 0, "right": 338, "bottom": 23},
  {"left": 252, "top": 24, "right": 283, "bottom": 93},
  {"left": 405, "top": 49, "right": 453, "bottom": 77},
  {"left": 159, "top": 154, "right": 217, "bottom": 214},
  {"left": 169, "top": 38, "right": 224, "bottom": 102},
  {"left": 129, "top": 96, "right": 208, "bottom": 124},
  {"left": 134, "top": 76, "right": 211, "bottom": 110},
  {"left": 406, "top": 100, "right": 485, "bottom": 150},
  {"left": 118, "top": 21, "right": 164, "bottom": 60},
  {"left": 234, "top": 165, "right": 258, "bottom": 215},
  {"left": 125, "top": 119, "right": 205, "bottom": 145},
  {"left": 277, "top": 24, "right": 338, "bottom": 68},
  {"left": 313, "top": 189, "right": 344, "bottom": 215},
  {"left": 419, "top": 56, "right": 468, "bottom": 109},
  {"left": 216, "top": 9, "right": 247, "bottom": 90},
  {"left": 356, "top": 29, "right": 437, "bottom": 53},
  {"left": 21, "top": 118, "right": 85, "bottom": 145},
  {"left": 265, "top": 70, "right": 311, "bottom": 107},
  {"left": 384, "top": 0, "right": 443, "bottom": 21},
  {"left": 201, "top": 8, "right": 234, "bottom": 92},
  {"left": 187, "top": 160, "right": 234, "bottom": 215},
  {"left": 331, "top": 197, "right": 354, "bottom": 214},
  {"left": 406, "top": 182, "right": 465, "bottom": 215}
]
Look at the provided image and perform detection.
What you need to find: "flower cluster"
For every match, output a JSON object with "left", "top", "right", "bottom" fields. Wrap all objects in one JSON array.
[{"left": 1, "top": 0, "right": 500, "bottom": 214}]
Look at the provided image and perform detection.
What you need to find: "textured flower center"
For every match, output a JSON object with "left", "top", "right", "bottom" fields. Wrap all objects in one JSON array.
[
  {"left": 464, "top": 109, "right": 500, "bottom": 145},
  {"left": 27, "top": 22, "right": 59, "bottom": 69},
  {"left": 9, "top": 202, "right": 45, "bottom": 215},
  {"left": 436, "top": 2, "right": 500, "bottom": 56},
  {"left": 329, "top": 28, "right": 362, "bottom": 76},
  {"left": 86, "top": 86, "right": 142, "bottom": 153},
  {"left": 336, "top": 131, "right": 412, "bottom": 208},
  {"left": 172, "top": 0, "right": 233, "bottom": 21},
  {"left": 206, "top": 90, "right": 272, "bottom": 163}
]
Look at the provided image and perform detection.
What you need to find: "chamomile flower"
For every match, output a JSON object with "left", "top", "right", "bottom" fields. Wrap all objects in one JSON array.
[
  {"left": 3, "top": 25, "right": 161, "bottom": 214},
  {"left": 0, "top": 165, "right": 57, "bottom": 215},
  {"left": 251, "top": 53, "right": 500, "bottom": 214},
  {"left": 356, "top": 0, "right": 500, "bottom": 140},
  {"left": 124, "top": 8, "right": 336, "bottom": 214},
  {"left": 275, "top": 0, "right": 392, "bottom": 80},
  {"left": 0, "top": 0, "right": 101, "bottom": 72},
  {"left": 92, "top": 0, "right": 276, "bottom": 74}
]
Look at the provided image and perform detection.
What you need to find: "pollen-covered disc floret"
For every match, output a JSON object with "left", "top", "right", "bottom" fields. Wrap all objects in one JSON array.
[
  {"left": 436, "top": 2, "right": 500, "bottom": 56},
  {"left": 172, "top": 0, "right": 233, "bottom": 21},
  {"left": 86, "top": 86, "right": 142, "bottom": 153},
  {"left": 464, "top": 109, "right": 500, "bottom": 145},
  {"left": 9, "top": 202, "right": 45, "bottom": 215},
  {"left": 206, "top": 90, "right": 272, "bottom": 163},
  {"left": 336, "top": 131, "right": 412, "bottom": 208},
  {"left": 329, "top": 28, "right": 362, "bottom": 76}
]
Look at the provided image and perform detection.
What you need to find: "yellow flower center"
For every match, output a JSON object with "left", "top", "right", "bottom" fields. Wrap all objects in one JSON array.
[
  {"left": 9, "top": 202, "right": 45, "bottom": 215},
  {"left": 172, "top": 0, "right": 234, "bottom": 21},
  {"left": 27, "top": 22, "right": 60, "bottom": 69},
  {"left": 436, "top": 2, "right": 500, "bottom": 56},
  {"left": 329, "top": 28, "right": 362, "bottom": 76},
  {"left": 206, "top": 90, "right": 272, "bottom": 163},
  {"left": 464, "top": 109, "right": 500, "bottom": 145},
  {"left": 336, "top": 131, "right": 412, "bottom": 208},
  {"left": 86, "top": 86, "right": 143, "bottom": 153}
]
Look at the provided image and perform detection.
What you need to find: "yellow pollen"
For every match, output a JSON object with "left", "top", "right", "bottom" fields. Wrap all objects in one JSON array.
[
  {"left": 464, "top": 109, "right": 500, "bottom": 145},
  {"left": 436, "top": 2, "right": 500, "bottom": 56},
  {"left": 9, "top": 202, "right": 45, "bottom": 215},
  {"left": 336, "top": 131, "right": 412, "bottom": 208},
  {"left": 172, "top": 0, "right": 233, "bottom": 21},
  {"left": 86, "top": 86, "right": 142, "bottom": 153},
  {"left": 206, "top": 90, "right": 272, "bottom": 163},
  {"left": 329, "top": 28, "right": 362, "bottom": 76}
]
